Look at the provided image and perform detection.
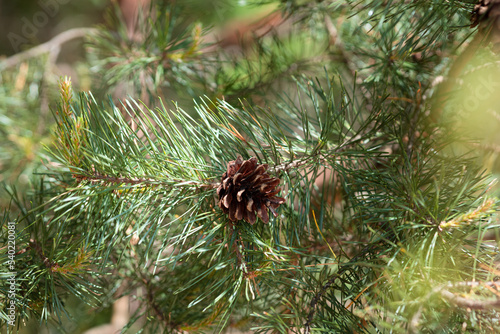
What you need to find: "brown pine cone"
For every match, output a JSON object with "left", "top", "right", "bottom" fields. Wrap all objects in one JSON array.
[
  {"left": 471, "top": 0, "right": 500, "bottom": 52},
  {"left": 471, "top": 0, "right": 500, "bottom": 28},
  {"left": 217, "top": 156, "right": 285, "bottom": 224}
]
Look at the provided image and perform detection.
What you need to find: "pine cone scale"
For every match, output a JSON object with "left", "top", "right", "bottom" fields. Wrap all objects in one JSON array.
[
  {"left": 265, "top": 188, "right": 282, "bottom": 197},
  {"left": 238, "top": 201, "right": 247, "bottom": 220},
  {"left": 239, "top": 159, "right": 256, "bottom": 174},
  {"left": 223, "top": 194, "right": 232, "bottom": 208},
  {"left": 260, "top": 179, "right": 280, "bottom": 192},
  {"left": 258, "top": 203, "right": 269, "bottom": 223},
  {"left": 233, "top": 173, "right": 244, "bottom": 184},
  {"left": 246, "top": 209, "right": 256, "bottom": 224},
  {"left": 243, "top": 164, "right": 267, "bottom": 181},
  {"left": 229, "top": 200, "right": 237, "bottom": 221},
  {"left": 237, "top": 189, "right": 245, "bottom": 201},
  {"left": 246, "top": 198, "right": 254, "bottom": 211}
]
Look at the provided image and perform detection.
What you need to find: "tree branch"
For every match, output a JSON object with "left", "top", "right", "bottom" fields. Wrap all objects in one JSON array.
[
  {"left": 74, "top": 172, "right": 218, "bottom": 190},
  {"left": 0, "top": 27, "right": 97, "bottom": 70},
  {"left": 304, "top": 272, "right": 340, "bottom": 334},
  {"left": 440, "top": 289, "right": 500, "bottom": 310},
  {"left": 436, "top": 281, "right": 500, "bottom": 310}
]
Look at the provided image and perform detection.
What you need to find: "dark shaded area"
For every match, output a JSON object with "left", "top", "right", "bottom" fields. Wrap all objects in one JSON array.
[{"left": 0, "top": 0, "right": 106, "bottom": 57}]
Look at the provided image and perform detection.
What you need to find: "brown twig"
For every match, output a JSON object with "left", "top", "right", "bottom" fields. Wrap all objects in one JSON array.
[
  {"left": 270, "top": 132, "right": 365, "bottom": 174},
  {"left": 28, "top": 239, "right": 60, "bottom": 271},
  {"left": 143, "top": 277, "right": 166, "bottom": 322},
  {"left": 303, "top": 242, "right": 379, "bottom": 333},
  {"left": 439, "top": 288, "right": 500, "bottom": 310},
  {"left": 304, "top": 272, "right": 340, "bottom": 334},
  {"left": 74, "top": 172, "right": 218, "bottom": 190},
  {"left": 411, "top": 281, "right": 500, "bottom": 331},
  {"left": 0, "top": 27, "right": 97, "bottom": 70},
  {"left": 270, "top": 157, "right": 313, "bottom": 174}
]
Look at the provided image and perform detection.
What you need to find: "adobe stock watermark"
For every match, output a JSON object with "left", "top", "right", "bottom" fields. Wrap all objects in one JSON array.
[
  {"left": 458, "top": 72, "right": 500, "bottom": 113},
  {"left": 7, "top": 0, "right": 72, "bottom": 53},
  {"left": 6, "top": 221, "right": 17, "bottom": 327}
]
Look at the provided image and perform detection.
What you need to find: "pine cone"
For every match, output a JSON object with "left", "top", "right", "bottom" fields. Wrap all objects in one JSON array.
[
  {"left": 471, "top": 0, "right": 500, "bottom": 52},
  {"left": 471, "top": 0, "right": 500, "bottom": 28},
  {"left": 217, "top": 156, "right": 285, "bottom": 224}
]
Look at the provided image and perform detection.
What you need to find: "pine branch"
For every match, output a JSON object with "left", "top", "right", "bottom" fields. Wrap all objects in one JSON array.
[{"left": 4, "top": 1, "right": 500, "bottom": 332}]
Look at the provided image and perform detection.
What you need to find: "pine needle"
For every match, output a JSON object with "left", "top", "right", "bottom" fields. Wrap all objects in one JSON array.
[{"left": 312, "top": 209, "right": 336, "bottom": 260}]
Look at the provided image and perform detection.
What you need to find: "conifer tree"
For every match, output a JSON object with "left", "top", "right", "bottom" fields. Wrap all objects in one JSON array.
[{"left": 1, "top": 0, "right": 500, "bottom": 333}]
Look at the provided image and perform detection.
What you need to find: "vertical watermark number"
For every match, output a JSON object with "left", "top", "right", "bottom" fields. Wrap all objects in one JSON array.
[{"left": 6, "top": 221, "right": 17, "bottom": 326}]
